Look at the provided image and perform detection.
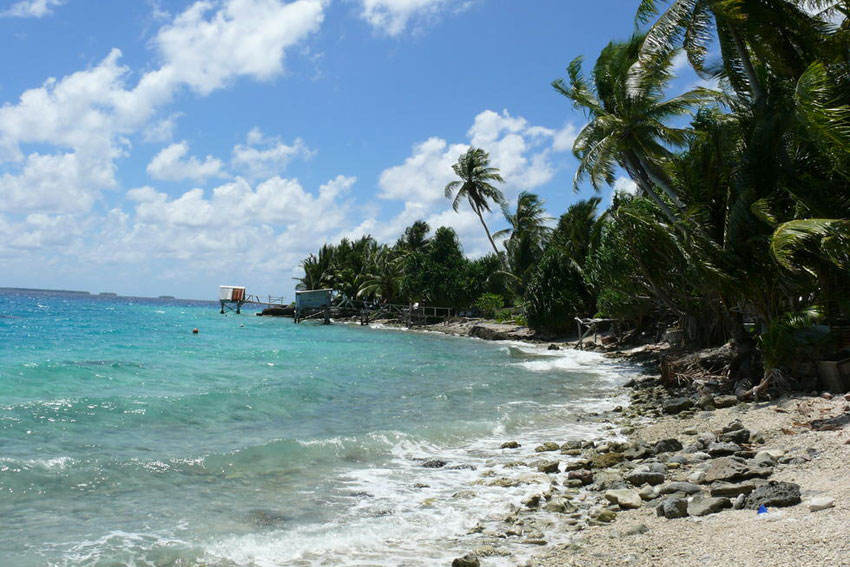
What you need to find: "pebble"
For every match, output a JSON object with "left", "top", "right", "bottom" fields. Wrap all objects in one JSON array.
[
  {"left": 808, "top": 497, "right": 835, "bottom": 512},
  {"left": 604, "top": 489, "right": 643, "bottom": 509}
]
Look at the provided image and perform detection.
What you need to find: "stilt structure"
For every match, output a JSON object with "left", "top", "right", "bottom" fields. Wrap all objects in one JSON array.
[
  {"left": 219, "top": 285, "right": 246, "bottom": 314},
  {"left": 294, "top": 289, "right": 333, "bottom": 324}
]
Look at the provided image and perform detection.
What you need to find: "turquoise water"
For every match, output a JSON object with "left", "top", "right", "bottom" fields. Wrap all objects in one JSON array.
[{"left": 0, "top": 290, "right": 636, "bottom": 566}]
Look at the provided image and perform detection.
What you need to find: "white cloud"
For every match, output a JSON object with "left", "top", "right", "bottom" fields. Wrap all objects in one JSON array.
[
  {"left": 671, "top": 50, "right": 690, "bottom": 73},
  {"left": 613, "top": 176, "right": 638, "bottom": 195},
  {"left": 552, "top": 122, "right": 578, "bottom": 152},
  {"left": 153, "top": 0, "right": 325, "bottom": 95},
  {"left": 0, "top": 0, "right": 327, "bottom": 214},
  {"left": 147, "top": 141, "right": 225, "bottom": 182},
  {"left": 231, "top": 127, "right": 314, "bottom": 179},
  {"left": 359, "top": 0, "right": 467, "bottom": 36},
  {"left": 1, "top": 0, "right": 64, "bottom": 18},
  {"left": 378, "top": 137, "right": 468, "bottom": 202}
]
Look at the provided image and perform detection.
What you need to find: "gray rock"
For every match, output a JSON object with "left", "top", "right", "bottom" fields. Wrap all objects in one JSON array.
[
  {"left": 620, "top": 523, "right": 650, "bottom": 536},
  {"left": 703, "top": 457, "right": 772, "bottom": 483},
  {"left": 567, "top": 469, "right": 593, "bottom": 485},
  {"left": 721, "top": 420, "right": 744, "bottom": 433},
  {"left": 656, "top": 497, "right": 689, "bottom": 519},
  {"left": 808, "top": 497, "right": 835, "bottom": 512},
  {"left": 662, "top": 397, "right": 694, "bottom": 415},
  {"left": 658, "top": 482, "right": 702, "bottom": 495},
  {"left": 733, "top": 494, "right": 746, "bottom": 509},
  {"left": 696, "top": 394, "right": 716, "bottom": 410},
  {"left": 626, "top": 470, "right": 666, "bottom": 486},
  {"left": 604, "top": 489, "right": 642, "bottom": 510},
  {"left": 543, "top": 498, "right": 576, "bottom": 514},
  {"left": 709, "top": 481, "right": 757, "bottom": 497},
  {"left": 713, "top": 395, "right": 738, "bottom": 408},
  {"left": 524, "top": 495, "right": 542, "bottom": 509},
  {"left": 535, "top": 442, "right": 560, "bottom": 452},
  {"left": 639, "top": 484, "right": 660, "bottom": 500},
  {"left": 421, "top": 459, "right": 447, "bottom": 468},
  {"left": 592, "top": 471, "right": 626, "bottom": 491},
  {"left": 623, "top": 441, "right": 655, "bottom": 460},
  {"left": 688, "top": 495, "right": 732, "bottom": 517},
  {"left": 560, "top": 440, "right": 583, "bottom": 451},
  {"left": 537, "top": 461, "right": 560, "bottom": 474},
  {"left": 452, "top": 554, "right": 480, "bottom": 567},
  {"left": 745, "top": 481, "right": 802, "bottom": 509},
  {"left": 707, "top": 442, "right": 742, "bottom": 457},
  {"left": 653, "top": 438, "right": 684, "bottom": 453},
  {"left": 564, "top": 458, "right": 590, "bottom": 471},
  {"left": 500, "top": 441, "right": 520, "bottom": 449},
  {"left": 719, "top": 428, "right": 750, "bottom": 444}
]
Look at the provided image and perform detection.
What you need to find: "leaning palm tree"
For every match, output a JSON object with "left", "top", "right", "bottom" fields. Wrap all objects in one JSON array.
[
  {"left": 444, "top": 147, "right": 508, "bottom": 269},
  {"left": 494, "top": 191, "right": 553, "bottom": 281},
  {"left": 553, "top": 32, "right": 717, "bottom": 224}
]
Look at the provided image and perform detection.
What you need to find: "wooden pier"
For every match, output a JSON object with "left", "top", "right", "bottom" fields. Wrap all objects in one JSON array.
[
  {"left": 359, "top": 303, "right": 453, "bottom": 327},
  {"left": 219, "top": 285, "right": 287, "bottom": 314}
]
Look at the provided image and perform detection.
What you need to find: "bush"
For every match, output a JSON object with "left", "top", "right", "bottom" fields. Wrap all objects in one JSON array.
[{"left": 475, "top": 293, "right": 504, "bottom": 319}]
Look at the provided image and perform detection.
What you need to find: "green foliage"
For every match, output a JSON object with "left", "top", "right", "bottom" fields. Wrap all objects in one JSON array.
[
  {"left": 523, "top": 246, "right": 590, "bottom": 333},
  {"left": 474, "top": 293, "right": 504, "bottom": 319}
]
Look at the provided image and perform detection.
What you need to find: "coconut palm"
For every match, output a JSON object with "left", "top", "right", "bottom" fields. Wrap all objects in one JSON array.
[
  {"left": 444, "top": 147, "right": 509, "bottom": 269},
  {"left": 494, "top": 192, "right": 553, "bottom": 283},
  {"left": 553, "top": 32, "right": 717, "bottom": 224}
]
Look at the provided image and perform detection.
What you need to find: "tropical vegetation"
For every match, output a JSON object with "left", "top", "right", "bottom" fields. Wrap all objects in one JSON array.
[{"left": 296, "top": 0, "right": 850, "bottom": 391}]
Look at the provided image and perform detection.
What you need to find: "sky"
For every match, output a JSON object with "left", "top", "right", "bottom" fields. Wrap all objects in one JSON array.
[{"left": 0, "top": 0, "right": 691, "bottom": 300}]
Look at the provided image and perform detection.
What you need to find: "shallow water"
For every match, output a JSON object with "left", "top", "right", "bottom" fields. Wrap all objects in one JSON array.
[{"left": 0, "top": 290, "right": 638, "bottom": 566}]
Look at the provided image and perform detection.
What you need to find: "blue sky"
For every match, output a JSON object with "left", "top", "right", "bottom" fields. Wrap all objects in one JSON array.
[{"left": 0, "top": 0, "right": 676, "bottom": 300}]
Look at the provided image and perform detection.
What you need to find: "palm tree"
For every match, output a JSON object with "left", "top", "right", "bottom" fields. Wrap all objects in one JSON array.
[
  {"left": 494, "top": 191, "right": 553, "bottom": 282},
  {"left": 444, "top": 147, "right": 509, "bottom": 269},
  {"left": 553, "top": 32, "right": 717, "bottom": 224}
]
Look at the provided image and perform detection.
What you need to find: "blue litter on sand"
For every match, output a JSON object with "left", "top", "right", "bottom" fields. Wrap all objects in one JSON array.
[{"left": 757, "top": 504, "right": 768, "bottom": 514}]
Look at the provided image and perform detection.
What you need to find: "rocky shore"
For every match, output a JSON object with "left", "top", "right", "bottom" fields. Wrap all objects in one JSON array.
[{"left": 444, "top": 375, "right": 849, "bottom": 567}]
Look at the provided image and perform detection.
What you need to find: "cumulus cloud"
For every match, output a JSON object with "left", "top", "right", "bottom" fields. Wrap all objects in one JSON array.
[
  {"left": 1, "top": 0, "right": 65, "bottom": 18},
  {"left": 147, "top": 141, "right": 225, "bottom": 182},
  {"left": 231, "top": 127, "right": 314, "bottom": 179},
  {"left": 613, "top": 176, "right": 638, "bottom": 195},
  {"left": 0, "top": 0, "right": 326, "bottom": 214},
  {"left": 371, "top": 108, "right": 572, "bottom": 256},
  {"left": 359, "top": 0, "right": 468, "bottom": 36}
]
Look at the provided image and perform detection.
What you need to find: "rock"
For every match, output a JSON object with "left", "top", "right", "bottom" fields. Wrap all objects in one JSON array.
[
  {"left": 567, "top": 469, "right": 593, "bottom": 486},
  {"left": 688, "top": 470, "right": 706, "bottom": 484},
  {"left": 688, "top": 495, "right": 732, "bottom": 517},
  {"left": 639, "top": 484, "right": 660, "bottom": 501},
  {"left": 656, "top": 497, "right": 689, "bottom": 519},
  {"left": 538, "top": 461, "right": 560, "bottom": 474},
  {"left": 719, "top": 428, "right": 750, "bottom": 444},
  {"left": 565, "top": 458, "right": 590, "bottom": 471},
  {"left": 452, "top": 554, "right": 480, "bottom": 567},
  {"left": 683, "top": 427, "right": 699, "bottom": 435},
  {"left": 844, "top": 393, "right": 850, "bottom": 402},
  {"left": 713, "top": 395, "right": 738, "bottom": 408},
  {"left": 594, "top": 509, "right": 617, "bottom": 523},
  {"left": 591, "top": 452, "right": 624, "bottom": 468},
  {"left": 604, "top": 489, "right": 643, "bottom": 509},
  {"left": 721, "top": 420, "right": 744, "bottom": 433},
  {"left": 745, "top": 481, "right": 802, "bottom": 509},
  {"left": 472, "top": 545, "right": 510, "bottom": 558},
  {"left": 447, "top": 464, "right": 476, "bottom": 470},
  {"left": 658, "top": 482, "right": 702, "bottom": 495},
  {"left": 821, "top": 392, "right": 833, "bottom": 400},
  {"left": 543, "top": 497, "right": 576, "bottom": 513},
  {"left": 709, "top": 481, "right": 757, "bottom": 497},
  {"left": 623, "top": 441, "right": 655, "bottom": 460},
  {"left": 662, "top": 397, "right": 694, "bottom": 415},
  {"left": 548, "top": 343, "right": 561, "bottom": 351},
  {"left": 535, "top": 442, "right": 560, "bottom": 453},
  {"left": 626, "top": 470, "right": 665, "bottom": 487},
  {"left": 653, "top": 438, "right": 683, "bottom": 454},
  {"left": 500, "top": 441, "right": 520, "bottom": 449},
  {"left": 561, "top": 440, "right": 583, "bottom": 451},
  {"left": 524, "top": 495, "right": 542, "bottom": 509},
  {"left": 707, "top": 442, "right": 742, "bottom": 457},
  {"left": 703, "top": 457, "right": 773, "bottom": 483},
  {"left": 753, "top": 451, "right": 778, "bottom": 467},
  {"left": 696, "top": 394, "right": 716, "bottom": 410},
  {"left": 421, "top": 459, "right": 447, "bottom": 468},
  {"left": 733, "top": 494, "right": 746, "bottom": 509},
  {"left": 620, "top": 523, "right": 650, "bottom": 536},
  {"left": 808, "top": 497, "right": 835, "bottom": 512},
  {"left": 592, "top": 471, "right": 626, "bottom": 490}
]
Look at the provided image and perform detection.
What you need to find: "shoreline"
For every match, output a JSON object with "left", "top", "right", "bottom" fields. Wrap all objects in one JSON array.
[{"left": 368, "top": 319, "right": 849, "bottom": 567}]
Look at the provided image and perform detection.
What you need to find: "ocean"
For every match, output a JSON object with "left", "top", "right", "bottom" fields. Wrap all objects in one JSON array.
[{"left": 0, "top": 289, "right": 637, "bottom": 566}]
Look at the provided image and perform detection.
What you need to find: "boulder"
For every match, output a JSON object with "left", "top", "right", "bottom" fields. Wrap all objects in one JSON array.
[
  {"left": 658, "top": 482, "right": 702, "bottom": 495},
  {"left": 623, "top": 441, "right": 655, "bottom": 460},
  {"left": 537, "top": 461, "right": 560, "bottom": 474},
  {"left": 653, "top": 438, "right": 684, "bottom": 454},
  {"left": 709, "top": 481, "right": 758, "bottom": 498},
  {"left": 565, "top": 459, "right": 591, "bottom": 471},
  {"left": 626, "top": 469, "right": 665, "bottom": 486},
  {"left": 604, "top": 489, "right": 643, "bottom": 510},
  {"left": 452, "top": 554, "right": 480, "bottom": 567},
  {"left": 719, "top": 428, "right": 750, "bottom": 444},
  {"left": 745, "top": 481, "right": 802, "bottom": 509},
  {"left": 688, "top": 495, "right": 732, "bottom": 517},
  {"left": 662, "top": 397, "right": 694, "bottom": 415},
  {"left": 703, "top": 457, "right": 772, "bottom": 483},
  {"left": 707, "top": 442, "right": 741, "bottom": 457},
  {"left": 656, "top": 497, "right": 689, "bottom": 519},
  {"left": 535, "top": 442, "right": 560, "bottom": 453},
  {"left": 421, "top": 459, "right": 447, "bottom": 468},
  {"left": 713, "top": 395, "right": 738, "bottom": 408},
  {"left": 591, "top": 452, "right": 625, "bottom": 468},
  {"left": 500, "top": 441, "right": 520, "bottom": 449},
  {"left": 567, "top": 469, "right": 593, "bottom": 486}
]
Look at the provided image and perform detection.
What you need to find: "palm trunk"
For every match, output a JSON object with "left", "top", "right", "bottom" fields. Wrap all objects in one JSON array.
[
  {"left": 729, "top": 28, "right": 764, "bottom": 103},
  {"left": 475, "top": 207, "right": 509, "bottom": 272},
  {"left": 635, "top": 153, "right": 686, "bottom": 210},
  {"left": 624, "top": 152, "right": 680, "bottom": 224}
]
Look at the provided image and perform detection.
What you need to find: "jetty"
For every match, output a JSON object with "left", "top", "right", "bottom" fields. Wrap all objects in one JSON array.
[{"left": 218, "top": 285, "right": 287, "bottom": 314}]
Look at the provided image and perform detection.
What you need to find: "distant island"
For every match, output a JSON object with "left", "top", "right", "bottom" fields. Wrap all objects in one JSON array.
[
  {"left": 158, "top": 295, "right": 176, "bottom": 299},
  {"left": 98, "top": 292, "right": 118, "bottom": 296},
  {"left": 0, "top": 287, "right": 90, "bottom": 295}
]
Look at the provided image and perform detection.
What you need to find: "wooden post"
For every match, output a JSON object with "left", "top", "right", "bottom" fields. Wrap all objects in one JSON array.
[{"left": 323, "top": 306, "right": 330, "bottom": 325}]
